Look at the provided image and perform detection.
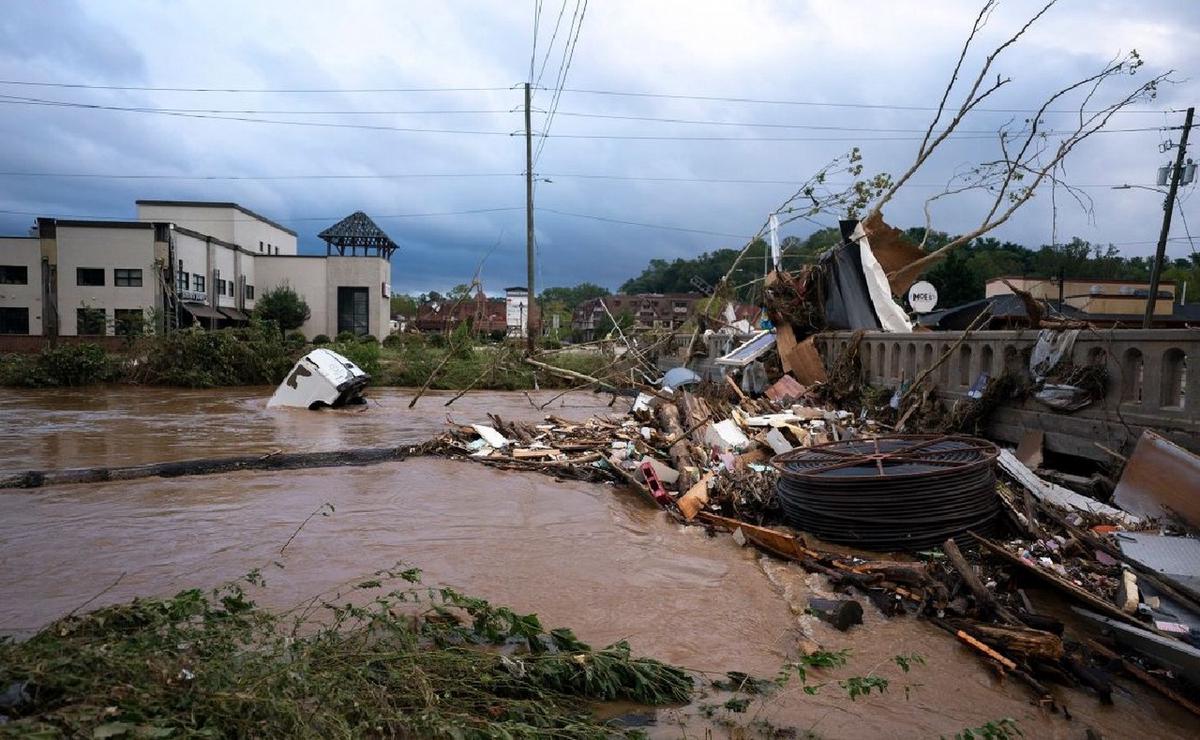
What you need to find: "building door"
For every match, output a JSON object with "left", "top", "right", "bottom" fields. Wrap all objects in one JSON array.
[{"left": 337, "top": 286, "right": 369, "bottom": 336}]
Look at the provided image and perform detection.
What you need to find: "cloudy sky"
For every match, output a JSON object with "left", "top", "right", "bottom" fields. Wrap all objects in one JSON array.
[{"left": 0, "top": 0, "right": 1197, "bottom": 294}]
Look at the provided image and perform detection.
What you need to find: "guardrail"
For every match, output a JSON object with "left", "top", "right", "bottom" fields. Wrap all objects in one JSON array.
[{"left": 816, "top": 329, "right": 1199, "bottom": 461}]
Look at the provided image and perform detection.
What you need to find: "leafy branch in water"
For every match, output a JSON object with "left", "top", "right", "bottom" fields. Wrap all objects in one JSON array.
[
  {"left": 949, "top": 718, "right": 1023, "bottom": 740},
  {"left": 0, "top": 566, "right": 692, "bottom": 738}
]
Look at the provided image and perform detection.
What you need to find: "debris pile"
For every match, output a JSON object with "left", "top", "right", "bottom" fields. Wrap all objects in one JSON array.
[{"left": 433, "top": 382, "right": 1200, "bottom": 718}]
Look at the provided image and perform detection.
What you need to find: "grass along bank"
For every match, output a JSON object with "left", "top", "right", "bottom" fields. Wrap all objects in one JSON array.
[
  {"left": 0, "top": 325, "right": 615, "bottom": 390},
  {"left": 0, "top": 564, "right": 692, "bottom": 738}
]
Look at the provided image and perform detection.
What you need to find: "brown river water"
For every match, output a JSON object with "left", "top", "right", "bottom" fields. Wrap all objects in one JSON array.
[{"left": 0, "top": 387, "right": 1193, "bottom": 738}]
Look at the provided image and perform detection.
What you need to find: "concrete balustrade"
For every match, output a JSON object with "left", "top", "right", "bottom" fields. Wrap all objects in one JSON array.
[{"left": 817, "top": 329, "right": 1199, "bottom": 460}]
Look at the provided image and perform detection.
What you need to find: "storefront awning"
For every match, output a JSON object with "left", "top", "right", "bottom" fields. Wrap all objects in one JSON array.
[
  {"left": 182, "top": 302, "right": 224, "bottom": 320},
  {"left": 219, "top": 307, "right": 250, "bottom": 322}
]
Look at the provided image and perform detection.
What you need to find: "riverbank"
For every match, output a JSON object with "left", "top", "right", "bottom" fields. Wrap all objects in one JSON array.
[{"left": 0, "top": 327, "right": 613, "bottom": 390}]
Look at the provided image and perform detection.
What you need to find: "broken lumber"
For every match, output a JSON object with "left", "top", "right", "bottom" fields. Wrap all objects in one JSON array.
[
  {"left": 944, "top": 538, "right": 1021, "bottom": 625},
  {"left": 964, "top": 623, "right": 1064, "bottom": 662},
  {"left": 955, "top": 629, "right": 1018, "bottom": 670}
]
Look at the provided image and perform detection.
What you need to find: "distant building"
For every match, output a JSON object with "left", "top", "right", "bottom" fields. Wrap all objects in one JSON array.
[
  {"left": 0, "top": 200, "right": 395, "bottom": 341},
  {"left": 921, "top": 276, "right": 1197, "bottom": 329},
  {"left": 415, "top": 290, "right": 508, "bottom": 334},
  {"left": 572, "top": 293, "right": 703, "bottom": 341}
]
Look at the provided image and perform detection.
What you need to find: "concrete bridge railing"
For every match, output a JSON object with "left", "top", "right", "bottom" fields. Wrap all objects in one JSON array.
[{"left": 815, "top": 329, "right": 1199, "bottom": 461}]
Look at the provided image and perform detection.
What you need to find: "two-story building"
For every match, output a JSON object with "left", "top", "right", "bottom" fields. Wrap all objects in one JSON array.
[{"left": 0, "top": 201, "right": 396, "bottom": 342}]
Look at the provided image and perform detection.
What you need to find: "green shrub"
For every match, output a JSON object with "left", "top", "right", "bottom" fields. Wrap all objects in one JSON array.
[
  {"left": 426, "top": 333, "right": 447, "bottom": 348},
  {"left": 133, "top": 323, "right": 295, "bottom": 387},
  {"left": 0, "top": 344, "right": 124, "bottom": 387},
  {"left": 542, "top": 339, "right": 562, "bottom": 350},
  {"left": 253, "top": 284, "right": 310, "bottom": 337},
  {"left": 382, "top": 333, "right": 404, "bottom": 348},
  {"left": 312, "top": 334, "right": 331, "bottom": 345},
  {"left": 335, "top": 331, "right": 357, "bottom": 343},
  {"left": 285, "top": 330, "right": 308, "bottom": 344},
  {"left": 328, "top": 340, "right": 381, "bottom": 377},
  {"left": 359, "top": 334, "right": 377, "bottom": 344}
]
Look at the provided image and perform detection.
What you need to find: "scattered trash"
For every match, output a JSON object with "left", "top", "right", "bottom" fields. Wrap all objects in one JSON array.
[{"left": 267, "top": 348, "right": 369, "bottom": 409}]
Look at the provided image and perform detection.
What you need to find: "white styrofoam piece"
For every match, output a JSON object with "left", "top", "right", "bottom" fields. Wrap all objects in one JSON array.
[{"left": 472, "top": 424, "right": 512, "bottom": 449}]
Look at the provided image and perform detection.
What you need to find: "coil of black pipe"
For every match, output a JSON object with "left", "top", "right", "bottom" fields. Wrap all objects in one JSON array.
[{"left": 771, "top": 435, "right": 1001, "bottom": 551}]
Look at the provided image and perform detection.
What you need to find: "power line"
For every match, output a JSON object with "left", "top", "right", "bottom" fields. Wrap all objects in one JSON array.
[
  {"left": 0, "top": 206, "right": 525, "bottom": 222},
  {"left": 550, "top": 110, "right": 1163, "bottom": 135},
  {"left": 0, "top": 94, "right": 516, "bottom": 135},
  {"left": 536, "top": 207, "right": 751, "bottom": 239},
  {"left": 533, "top": 0, "right": 586, "bottom": 166},
  {"left": 533, "top": 1, "right": 570, "bottom": 92},
  {"left": 0, "top": 171, "right": 519, "bottom": 181},
  {"left": 557, "top": 87, "right": 1177, "bottom": 115},
  {"left": 0, "top": 170, "right": 1169, "bottom": 191},
  {"left": 0, "top": 79, "right": 511, "bottom": 93}
]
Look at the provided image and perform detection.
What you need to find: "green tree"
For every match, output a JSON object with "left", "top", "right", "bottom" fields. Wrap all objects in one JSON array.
[
  {"left": 539, "top": 282, "right": 610, "bottom": 310},
  {"left": 390, "top": 293, "right": 418, "bottom": 317},
  {"left": 253, "top": 284, "right": 311, "bottom": 338}
]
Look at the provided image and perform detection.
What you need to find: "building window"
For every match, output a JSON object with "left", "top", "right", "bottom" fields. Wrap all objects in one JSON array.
[
  {"left": 0, "top": 307, "right": 28, "bottom": 334},
  {"left": 274, "top": 246, "right": 280, "bottom": 255},
  {"left": 0, "top": 266, "right": 28, "bottom": 284},
  {"left": 193, "top": 274, "right": 206, "bottom": 292},
  {"left": 217, "top": 279, "right": 228, "bottom": 296},
  {"left": 259, "top": 241, "right": 264, "bottom": 252},
  {"left": 77, "top": 307, "right": 106, "bottom": 336},
  {"left": 245, "top": 284, "right": 255, "bottom": 300},
  {"left": 76, "top": 267, "right": 105, "bottom": 286},
  {"left": 177, "top": 271, "right": 189, "bottom": 292},
  {"left": 114, "top": 268, "right": 143, "bottom": 287},
  {"left": 114, "top": 308, "right": 144, "bottom": 337}
]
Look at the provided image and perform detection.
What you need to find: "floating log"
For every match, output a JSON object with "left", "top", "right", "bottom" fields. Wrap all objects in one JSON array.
[
  {"left": 1086, "top": 638, "right": 1200, "bottom": 719},
  {"left": 0, "top": 443, "right": 436, "bottom": 489},
  {"left": 808, "top": 597, "right": 864, "bottom": 631}
]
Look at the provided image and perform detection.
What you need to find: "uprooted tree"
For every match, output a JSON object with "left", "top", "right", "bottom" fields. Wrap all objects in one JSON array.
[
  {"left": 704, "top": 0, "right": 1169, "bottom": 308},
  {"left": 864, "top": 0, "right": 1169, "bottom": 291}
]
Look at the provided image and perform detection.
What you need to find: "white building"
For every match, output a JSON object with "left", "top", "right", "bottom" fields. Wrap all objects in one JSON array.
[{"left": 0, "top": 201, "right": 396, "bottom": 341}]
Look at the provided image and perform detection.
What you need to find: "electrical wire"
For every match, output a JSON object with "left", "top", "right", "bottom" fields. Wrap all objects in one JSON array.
[
  {"left": 0, "top": 94, "right": 518, "bottom": 135},
  {"left": 557, "top": 87, "right": 1176, "bottom": 115},
  {"left": 0, "top": 206, "right": 524, "bottom": 222},
  {"left": 0, "top": 79, "right": 511, "bottom": 93},
  {"left": 536, "top": 207, "right": 750, "bottom": 239},
  {"left": 532, "top": 0, "right": 586, "bottom": 166}
]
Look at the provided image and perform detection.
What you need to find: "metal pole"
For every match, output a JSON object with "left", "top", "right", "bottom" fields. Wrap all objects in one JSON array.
[
  {"left": 524, "top": 82, "right": 536, "bottom": 352},
  {"left": 1144, "top": 106, "right": 1193, "bottom": 328}
]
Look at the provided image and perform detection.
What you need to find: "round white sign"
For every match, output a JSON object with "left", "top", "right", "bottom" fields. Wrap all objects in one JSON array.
[{"left": 907, "top": 281, "right": 939, "bottom": 313}]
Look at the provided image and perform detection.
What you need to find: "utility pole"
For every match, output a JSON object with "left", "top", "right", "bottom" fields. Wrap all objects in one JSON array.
[
  {"left": 1144, "top": 105, "right": 1194, "bottom": 328},
  {"left": 524, "top": 82, "right": 536, "bottom": 352}
]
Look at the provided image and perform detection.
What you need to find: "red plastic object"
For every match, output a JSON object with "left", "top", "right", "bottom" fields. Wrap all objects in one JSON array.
[{"left": 639, "top": 461, "right": 673, "bottom": 507}]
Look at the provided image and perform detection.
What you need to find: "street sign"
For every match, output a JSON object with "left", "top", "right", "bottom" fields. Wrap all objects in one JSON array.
[{"left": 907, "top": 281, "right": 939, "bottom": 313}]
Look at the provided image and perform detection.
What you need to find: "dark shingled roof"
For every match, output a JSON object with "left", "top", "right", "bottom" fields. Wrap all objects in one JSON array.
[{"left": 318, "top": 211, "right": 398, "bottom": 258}]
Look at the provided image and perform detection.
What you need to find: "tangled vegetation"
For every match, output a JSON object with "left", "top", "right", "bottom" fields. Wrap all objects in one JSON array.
[
  {"left": 0, "top": 566, "right": 692, "bottom": 738},
  {"left": 0, "top": 327, "right": 612, "bottom": 391}
]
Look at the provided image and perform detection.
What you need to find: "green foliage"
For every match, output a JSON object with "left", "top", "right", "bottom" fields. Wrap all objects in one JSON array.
[
  {"left": 359, "top": 334, "right": 377, "bottom": 344},
  {"left": 311, "top": 334, "right": 331, "bottom": 345},
  {"left": 595, "top": 310, "right": 634, "bottom": 339},
  {"left": 950, "top": 718, "right": 1023, "bottom": 740},
  {"left": 382, "top": 332, "right": 405, "bottom": 348},
  {"left": 0, "top": 567, "right": 691, "bottom": 738},
  {"left": 539, "top": 282, "right": 610, "bottom": 310},
  {"left": 335, "top": 330, "right": 357, "bottom": 343},
  {"left": 0, "top": 343, "right": 124, "bottom": 388},
  {"left": 389, "top": 293, "right": 418, "bottom": 317},
  {"left": 133, "top": 323, "right": 295, "bottom": 387},
  {"left": 892, "top": 652, "right": 926, "bottom": 673},
  {"left": 839, "top": 675, "right": 889, "bottom": 700},
  {"left": 253, "top": 284, "right": 311, "bottom": 336},
  {"left": 326, "top": 339, "right": 381, "bottom": 377}
]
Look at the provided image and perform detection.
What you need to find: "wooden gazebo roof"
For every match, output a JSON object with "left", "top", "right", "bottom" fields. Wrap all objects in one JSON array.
[{"left": 318, "top": 211, "right": 398, "bottom": 259}]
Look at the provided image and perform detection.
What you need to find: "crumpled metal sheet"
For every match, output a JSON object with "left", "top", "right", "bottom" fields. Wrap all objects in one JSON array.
[
  {"left": 1033, "top": 383, "right": 1093, "bottom": 412},
  {"left": 1029, "top": 328, "right": 1079, "bottom": 380},
  {"left": 1113, "top": 431, "right": 1200, "bottom": 529},
  {"left": 1116, "top": 532, "right": 1200, "bottom": 592}
]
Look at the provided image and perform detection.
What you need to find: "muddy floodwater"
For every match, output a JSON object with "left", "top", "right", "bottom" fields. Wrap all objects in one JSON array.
[{"left": 0, "top": 387, "right": 1194, "bottom": 738}]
